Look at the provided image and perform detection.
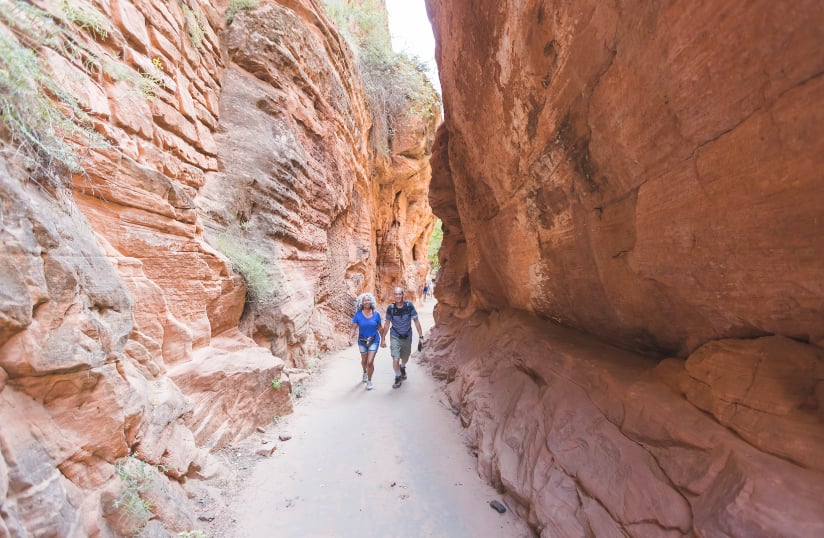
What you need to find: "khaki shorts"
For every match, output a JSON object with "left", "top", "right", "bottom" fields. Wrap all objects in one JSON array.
[{"left": 390, "top": 335, "right": 413, "bottom": 359}]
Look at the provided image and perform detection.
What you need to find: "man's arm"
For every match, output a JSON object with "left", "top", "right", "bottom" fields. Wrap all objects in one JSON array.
[{"left": 414, "top": 318, "right": 423, "bottom": 340}]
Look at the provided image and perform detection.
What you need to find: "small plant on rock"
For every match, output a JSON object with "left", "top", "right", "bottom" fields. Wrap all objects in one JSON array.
[
  {"left": 0, "top": 0, "right": 163, "bottom": 184},
  {"left": 271, "top": 377, "right": 282, "bottom": 390},
  {"left": 226, "top": 0, "right": 259, "bottom": 23},
  {"left": 321, "top": 0, "right": 440, "bottom": 155},
  {"left": 293, "top": 384, "right": 305, "bottom": 398},
  {"left": 179, "top": 531, "right": 206, "bottom": 538},
  {"left": 182, "top": 5, "right": 205, "bottom": 48},
  {"left": 113, "top": 456, "right": 166, "bottom": 535},
  {"left": 215, "top": 230, "right": 277, "bottom": 301}
]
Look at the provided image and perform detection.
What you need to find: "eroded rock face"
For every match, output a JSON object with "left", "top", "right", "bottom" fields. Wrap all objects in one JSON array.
[
  {"left": 196, "top": 4, "right": 438, "bottom": 357},
  {"left": 428, "top": 0, "right": 823, "bottom": 354},
  {"left": 197, "top": 3, "right": 373, "bottom": 366},
  {"left": 424, "top": 310, "right": 824, "bottom": 536},
  {"left": 425, "top": 0, "right": 824, "bottom": 535},
  {"left": 0, "top": 0, "right": 435, "bottom": 534},
  {"left": 373, "top": 112, "right": 440, "bottom": 304}
]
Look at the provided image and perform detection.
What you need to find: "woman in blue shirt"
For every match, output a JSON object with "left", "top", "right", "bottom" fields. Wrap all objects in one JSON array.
[{"left": 348, "top": 293, "right": 383, "bottom": 390}]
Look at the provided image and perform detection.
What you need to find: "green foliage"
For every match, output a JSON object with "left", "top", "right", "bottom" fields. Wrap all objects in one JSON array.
[
  {"left": 293, "top": 384, "right": 305, "bottom": 398},
  {"left": 215, "top": 230, "right": 277, "bottom": 301},
  {"left": 322, "top": 0, "right": 439, "bottom": 154},
  {"left": 428, "top": 219, "right": 442, "bottom": 272},
  {"left": 178, "top": 531, "right": 206, "bottom": 538},
  {"left": 59, "top": 0, "right": 111, "bottom": 38},
  {"left": 0, "top": 0, "right": 161, "bottom": 182},
  {"left": 226, "top": 0, "right": 259, "bottom": 24},
  {"left": 182, "top": 5, "right": 205, "bottom": 48},
  {"left": 114, "top": 456, "right": 166, "bottom": 535},
  {"left": 0, "top": 1, "right": 108, "bottom": 176},
  {"left": 271, "top": 377, "right": 282, "bottom": 390},
  {"left": 358, "top": 46, "right": 439, "bottom": 144},
  {"left": 323, "top": 0, "right": 390, "bottom": 51}
]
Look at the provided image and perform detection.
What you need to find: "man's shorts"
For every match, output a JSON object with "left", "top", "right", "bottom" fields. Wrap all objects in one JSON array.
[{"left": 390, "top": 335, "right": 413, "bottom": 359}]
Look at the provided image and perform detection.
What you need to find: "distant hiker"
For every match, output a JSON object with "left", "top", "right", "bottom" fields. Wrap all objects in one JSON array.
[
  {"left": 422, "top": 283, "right": 429, "bottom": 302},
  {"left": 348, "top": 293, "right": 383, "bottom": 391},
  {"left": 380, "top": 287, "right": 424, "bottom": 388}
]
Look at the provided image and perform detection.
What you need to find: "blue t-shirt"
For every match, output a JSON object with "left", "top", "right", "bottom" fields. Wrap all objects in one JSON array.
[{"left": 352, "top": 310, "right": 382, "bottom": 341}]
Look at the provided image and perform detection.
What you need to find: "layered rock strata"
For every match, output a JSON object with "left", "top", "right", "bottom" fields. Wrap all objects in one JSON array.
[
  {"left": 425, "top": 0, "right": 824, "bottom": 535},
  {"left": 0, "top": 0, "right": 435, "bottom": 534}
]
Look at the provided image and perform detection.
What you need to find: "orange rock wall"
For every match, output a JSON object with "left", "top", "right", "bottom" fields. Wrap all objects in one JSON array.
[
  {"left": 425, "top": 0, "right": 824, "bottom": 535},
  {"left": 0, "top": 0, "right": 435, "bottom": 534},
  {"left": 428, "top": 0, "right": 823, "bottom": 354}
]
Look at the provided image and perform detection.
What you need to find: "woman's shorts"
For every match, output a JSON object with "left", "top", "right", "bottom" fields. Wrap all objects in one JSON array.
[{"left": 358, "top": 337, "right": 380, "bottom": 354}]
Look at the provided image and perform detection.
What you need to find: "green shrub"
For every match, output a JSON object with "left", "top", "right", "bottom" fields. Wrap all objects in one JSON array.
[
  {"left": 215, "top": 230, "right": 277, "bottom": 300},
  {"left": 322, "top": 0, "right": 439, "bottom": 154},
  {"left": 323, "top": 0, "right": 390, "bottom": 50},
  {"left": 182, "top": 5, "right": 205, "bottom": 48},
  {"left": 113, "top": 456, "right": 166, "bottom": 535},
  {"left": 271, "top": 377, "right": 282, "bottom": 390},
  {"left": 0, "top": 1, "right": 161, "bottom": 182},
  {"left": 59, "top": 0, "right": 112, "bottom": 38},
  {"left": 427, "top": 218, "right": 442, "bottom": 272},
  {"left": 359, "top": 46, "right": 439, "bottom": 149},
  {"left": 226, "top": 0, "right": 259, "bottom": 24}
]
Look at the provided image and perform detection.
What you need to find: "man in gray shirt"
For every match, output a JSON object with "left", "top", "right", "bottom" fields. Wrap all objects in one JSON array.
[{"left": 380, "top": 287, "right": 425, "bottom": 388}]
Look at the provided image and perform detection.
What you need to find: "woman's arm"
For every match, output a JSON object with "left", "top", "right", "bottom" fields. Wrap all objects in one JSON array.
[{"left": 348, "top": 322, "right": 358, "bottom": 345}]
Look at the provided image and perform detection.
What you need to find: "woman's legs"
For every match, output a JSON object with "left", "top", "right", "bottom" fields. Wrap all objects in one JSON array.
[
  {"left": 360, "top": 352, "right": 368, "bottom": 378},
  {"left": 366, "top": 350, "right": 377, "bottom": 380}
]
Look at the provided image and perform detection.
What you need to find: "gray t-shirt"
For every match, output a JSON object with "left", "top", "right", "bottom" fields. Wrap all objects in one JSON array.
[{"left": 385, "top": 301, "right": 418, "bottom": 339}]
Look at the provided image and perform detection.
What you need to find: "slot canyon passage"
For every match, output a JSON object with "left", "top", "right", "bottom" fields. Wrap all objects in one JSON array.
[{"left": 0, "top": 0, "right": 822, "bottom": 537}]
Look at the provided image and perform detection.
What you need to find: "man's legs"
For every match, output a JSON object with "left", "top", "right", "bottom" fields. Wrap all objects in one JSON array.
[
  {"left": 400, "top": 353, "right": 409, "bottom": 379},
  {"left": 390, "top": 336, "right": 403, "bottom": 388},
  {"left": 392, "top": 357, "right": 402, "bottom": 387}
]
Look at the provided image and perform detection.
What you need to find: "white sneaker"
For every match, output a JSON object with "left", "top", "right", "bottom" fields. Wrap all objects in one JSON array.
[
  {"left": 366, "top": 380, "right": 374, "bottom": 390},
  {"left": 362, "top": 372, "right": 368, "bottom": 383}
]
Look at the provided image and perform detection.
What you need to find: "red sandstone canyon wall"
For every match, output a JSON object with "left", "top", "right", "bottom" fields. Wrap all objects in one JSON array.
[
  {"left": 425, "top": 0, "right": 824, "bottom": 535},
  {"left": 0, "top": 0, "right": 435, "bottom": 534}
]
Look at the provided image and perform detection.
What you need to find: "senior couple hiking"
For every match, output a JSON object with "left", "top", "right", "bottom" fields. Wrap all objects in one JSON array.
[{"left": 347, "top": 287, "right": 424, "bottom": 391}]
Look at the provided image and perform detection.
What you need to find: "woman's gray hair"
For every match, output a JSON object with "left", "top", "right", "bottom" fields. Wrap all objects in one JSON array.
[{"left": 356, "top": 292, "right": 377, "bottom": 311}]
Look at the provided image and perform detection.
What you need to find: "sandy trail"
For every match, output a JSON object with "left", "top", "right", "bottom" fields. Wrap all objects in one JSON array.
[{"left": 223, "top": 300, "right": 533, "bottom": 537}]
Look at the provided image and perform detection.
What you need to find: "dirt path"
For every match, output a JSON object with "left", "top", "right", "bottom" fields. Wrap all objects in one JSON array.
[{"left": 215, "top": 300, "right": 533, "bottom": 537}]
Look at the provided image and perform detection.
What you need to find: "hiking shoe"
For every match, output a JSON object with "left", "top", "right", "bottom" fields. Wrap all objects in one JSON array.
[
  {"left": 392, "top": 377, "right": 402, "bottom": 389},
  {"left": 366, "top": 380, "right": 374, "bottom": 390},
  {"left": 400, "top": 365, "right": 407, "bottom": 380},
  {"left": 362, "top": 372, "right": 368, "bottom": 383}
]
